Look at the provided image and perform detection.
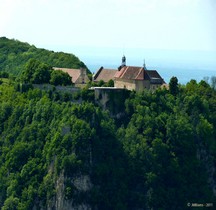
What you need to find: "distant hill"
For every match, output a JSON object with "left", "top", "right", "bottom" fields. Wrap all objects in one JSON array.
[{"left": 0, "top": 37, "right": 89, "bottom": 75}]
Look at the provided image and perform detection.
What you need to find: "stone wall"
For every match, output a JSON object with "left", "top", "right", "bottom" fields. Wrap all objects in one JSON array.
[
  {"left": 75, "top": 69, "right": 90, "bottom": 85},
  {"left": 149, "top": 84, "right": 162, "bottom": 91},
  {"left": 33, "top": 84, "right": 80, "bottom": 93},
  {"left": 114, "top": 79, "right": 135, "bottom": 91},
  {"left": 54, "top": 173, "right": 92, "bottom": 210},
  {"left": 115, "top": 78, "right": 153, "bottom": 92},
  {"left": 94, "top": 87, "right": 130, "bottom": 118}
]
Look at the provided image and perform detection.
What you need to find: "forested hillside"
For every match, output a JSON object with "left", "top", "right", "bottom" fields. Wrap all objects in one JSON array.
[
  {"left": 0, "top": 37, "right": 88, "bottom": 75},
  {"left": 0, "top": 76, "right": 215, "bottom": 209}
]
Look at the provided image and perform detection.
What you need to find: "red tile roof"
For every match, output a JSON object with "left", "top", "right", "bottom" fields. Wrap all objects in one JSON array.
[
  {"left": 114, "top": 66, "right": 145, "bottom": 80},
  {"left": 94, "top": 67, "right": 117, "bottom": 82}
]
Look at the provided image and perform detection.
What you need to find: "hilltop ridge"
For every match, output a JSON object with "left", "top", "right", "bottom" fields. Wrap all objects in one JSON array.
[{"left": 0, "top": 37, "right": 89, "bottom": 75}]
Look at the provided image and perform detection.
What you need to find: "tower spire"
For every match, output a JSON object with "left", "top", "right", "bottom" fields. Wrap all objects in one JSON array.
[{"left": 143, "top": 59, "right": 147, "bottom": 70}]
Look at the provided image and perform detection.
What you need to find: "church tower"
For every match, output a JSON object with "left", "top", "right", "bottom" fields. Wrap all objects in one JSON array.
[{"left": 122, "top": 55, "right": 126, "bottom": 67}]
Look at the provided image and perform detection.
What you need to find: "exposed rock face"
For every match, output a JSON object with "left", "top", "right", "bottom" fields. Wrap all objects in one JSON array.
[
  {"left": 55, "top": 172, "right": 65, "bottom": 210},
  {"left": 73, "top": 175, "right": 92, "bottom": 192},
  {"left": 197, "top": 143, "right": 216, "bottom": 196},
  {"left": 54, "top": 173, "right": 92, "bottom": 210}
]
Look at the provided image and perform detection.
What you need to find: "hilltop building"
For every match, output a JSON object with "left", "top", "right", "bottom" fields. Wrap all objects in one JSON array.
[
  {"left": 93, "top": 56, "right": 165, "bottom": 91},
  {"left": 93, "top": 67, "right": 117, "bottom": 83},
  {"left": 53, "top": 67, "right": 90, "bottom": 86}
]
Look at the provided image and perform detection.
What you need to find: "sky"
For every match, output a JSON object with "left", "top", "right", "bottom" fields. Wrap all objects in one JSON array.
[{"left": 0, "top": 0, "right": 216, "bottom": 77}]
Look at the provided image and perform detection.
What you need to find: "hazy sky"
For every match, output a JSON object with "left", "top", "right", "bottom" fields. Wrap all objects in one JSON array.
[{"left": 1, "top": 0, "right": 216, "bottom": 52}]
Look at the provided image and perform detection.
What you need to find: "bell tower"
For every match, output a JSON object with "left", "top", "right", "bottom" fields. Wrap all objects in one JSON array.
[{"left": 122, "top": 55, "right": 126, "bottom": 67}]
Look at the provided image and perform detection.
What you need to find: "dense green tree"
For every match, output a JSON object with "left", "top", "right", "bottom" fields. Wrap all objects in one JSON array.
[
  {"left": 20, "top": 58, "right": 51, "bottom": 84},
  {"left": 169, "top": 76, "right": 179, "bottom": 96},
  {"left": 105, "top": 79, "right": 114, "bottom": 87},
  {"left": 32, "top": 63, "right": 51, "bottom": 84},
  {"left": 50, "top": 70, "right": 72, "bottom": 86},
  {"left": 0, "top": 71, "right": 9, "bottom": 78},
  {"left": 20, "top": 59, "right": 73, "bottom": 86},
  {"left": 21, "top": 59, "right": 41, "bottom": 83},
  {"left": 2, "top": 196, "right": 19, "bottom": 210}
]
